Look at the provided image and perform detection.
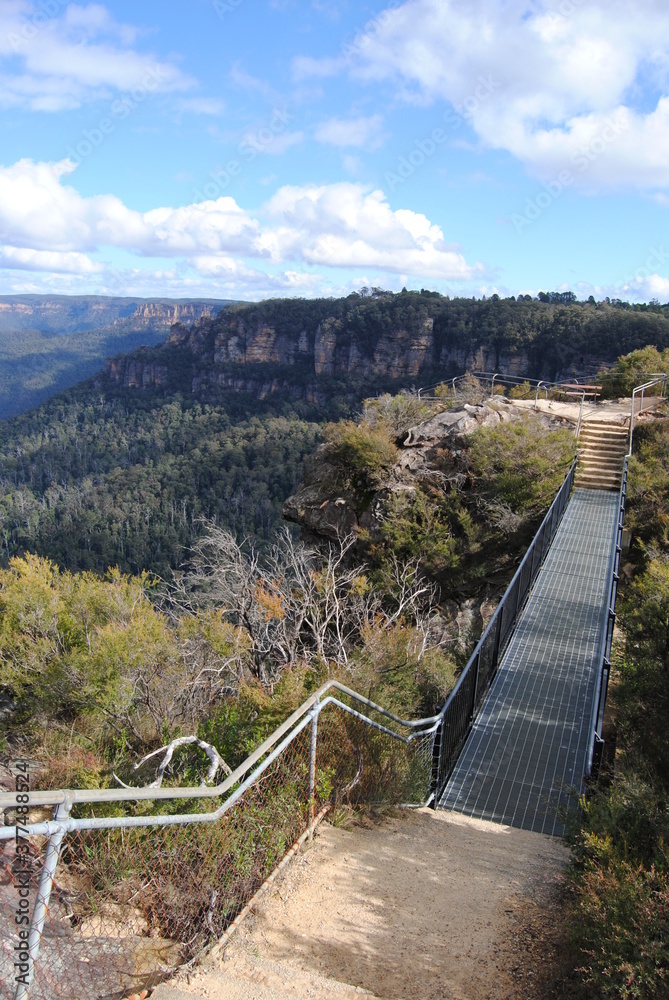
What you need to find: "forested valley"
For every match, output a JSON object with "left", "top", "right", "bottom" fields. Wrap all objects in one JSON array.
[{"left": 1, "top": 290, "right": 669, "bottom": 578}]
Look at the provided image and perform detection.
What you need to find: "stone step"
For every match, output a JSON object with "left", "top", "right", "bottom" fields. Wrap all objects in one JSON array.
[
  {"left": 575, "top": 465, "right": 622, "bottom": 479},
  {"left": 579, "top": 433, "right": 628, "bottom": 446},
  {"left": 579, "top": 447, "right": 627, "bottom": 458},
  {"left": 579, "top": 445, "right": 626, "bottom": 459},
  {"left": 576, "top": 464, "right": 622, "bottom": 476},
  {"left": 581, "top": 420, "right": 628, "bottom": 429},
  {"left": 574, "top": 477, "right": 621, "bottom": 491}
]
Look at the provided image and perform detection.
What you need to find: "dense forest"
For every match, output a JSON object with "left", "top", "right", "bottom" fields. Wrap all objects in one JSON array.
[{"left": 0, "top": 291, "right": 668, "bottom": 579}]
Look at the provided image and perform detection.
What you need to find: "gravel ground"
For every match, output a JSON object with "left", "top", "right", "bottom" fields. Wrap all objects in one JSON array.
[{"left": 162, "top": 808, "right": 569, "bottom": 1000}]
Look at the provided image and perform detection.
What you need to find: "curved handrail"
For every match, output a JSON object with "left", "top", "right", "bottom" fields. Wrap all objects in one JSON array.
[{"left": 0, "top": 680, "right": 439, "bottom": 813}]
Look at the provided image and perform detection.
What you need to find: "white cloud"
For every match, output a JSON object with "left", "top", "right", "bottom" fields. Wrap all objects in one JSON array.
[
  {"left": 0, "top": 245, "right": 102, "bottom": 273},
  {"left": 305, "top": 0, "right": 669, "bottom": 190},
  {"left": 0, "top": 158, "right": 484, "bottom": 286},
  {"left": 314, "top": 113, "right": 386, "bottom": 149},
  {"left": 192, "top": 255, "right": 324, "bottom": 291},
  {"left": 0, "top": 1, "right": 194, "bottom": 111},
  {"left": 263, "top": 182, "right": 483, "bottom": 279}
]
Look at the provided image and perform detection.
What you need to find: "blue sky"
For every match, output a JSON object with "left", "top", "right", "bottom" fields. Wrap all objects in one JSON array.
[{"left": 0, "top": 0, "right": 667, "bottom": 302}]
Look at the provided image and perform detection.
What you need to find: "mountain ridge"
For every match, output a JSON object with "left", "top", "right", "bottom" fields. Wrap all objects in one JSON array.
[{"left": 101, "top": 291, "right": 669, "bottom": 402}]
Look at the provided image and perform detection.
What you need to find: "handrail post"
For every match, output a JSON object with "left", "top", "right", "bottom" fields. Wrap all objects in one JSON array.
[
  {"left": 576, "top": 390, "right": 585, "bottom": 437},
  {"left": 307, "top": 702, "right": 319, "bottom": 840},
  {"left": 628, "top": 388, "right": 636, "bottom": 456},
  {"left": 15, "top": 799, "right": 71, "bottom": 1000}
]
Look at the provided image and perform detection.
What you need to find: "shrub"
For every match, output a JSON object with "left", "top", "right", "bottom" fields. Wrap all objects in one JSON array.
[
  {"left": 323, "top": 421, "right": 397, "bottom": 483},
  {"left": 508, "top": 380, "right": 533, "bottom": 400},
  {"left": 569, "top": 851, "right": 669, "bottom": 999},
  {"left": 468, "top": 417, "right": 576, "bottom": 515},
  {"left": 598, "top": 346, "right": 669, "bottom": 400},
  {"left": 372, "top": 486, "right": 472, "bottom": 581},
  {"left": 362, "top": 391, "right": 434, "bottom": 436}
]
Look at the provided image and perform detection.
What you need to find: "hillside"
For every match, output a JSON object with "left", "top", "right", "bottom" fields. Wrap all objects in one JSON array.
[
  {"left": 0, "top": 291, "right": 666, "bottom": 578},
  {"left": 0, "top": 295, "right": 235, "bottom": 418},
  {"left": 103, "top": 291, "right": 669, "bottom": 401}
]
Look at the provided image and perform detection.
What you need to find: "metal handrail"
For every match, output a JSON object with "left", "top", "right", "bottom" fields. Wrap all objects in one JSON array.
[
  {"left": 588, "top": 457, "right": 628, "bottom": 777},
  {"left": 628, "top": 376, "right": 667, "bottom": 455},
  {"left": 0, "top": 680, "right": 438, "bottom": 814},
  {"left": 2, "top": 684, "right": 439, "bottom": 1000}
]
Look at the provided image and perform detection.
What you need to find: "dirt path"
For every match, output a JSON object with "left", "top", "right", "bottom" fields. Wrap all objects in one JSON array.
[{"left": 162, "top": 809, "right": 568, "bottom": 1000}]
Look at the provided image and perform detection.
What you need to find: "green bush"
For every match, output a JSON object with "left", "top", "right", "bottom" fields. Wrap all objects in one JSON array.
[
  {"left": 598, "top": 346, "right": 669, "bottom": 399},
  {"left": 468, "top": 417, "right": 576, "bottom": 515},
  {"left": 372, "top": 485, "right": 473, "bottom": 581},
  {"left": 321, "top": 420, "right": 397, "bottom": 503}
]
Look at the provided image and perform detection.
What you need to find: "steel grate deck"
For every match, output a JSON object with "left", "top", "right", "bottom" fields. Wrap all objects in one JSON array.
[{"left": 438, "top": 488, "right": 619, "bottom": 836}]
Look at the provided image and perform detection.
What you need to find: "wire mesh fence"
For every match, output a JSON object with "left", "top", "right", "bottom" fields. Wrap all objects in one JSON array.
[{"left": 1, "top": 688, "right": 435, "bottom": 1000}]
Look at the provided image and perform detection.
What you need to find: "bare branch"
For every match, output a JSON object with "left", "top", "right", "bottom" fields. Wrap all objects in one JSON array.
[{"left": 113, "top": 736, "right": 232, "bottom": 789}]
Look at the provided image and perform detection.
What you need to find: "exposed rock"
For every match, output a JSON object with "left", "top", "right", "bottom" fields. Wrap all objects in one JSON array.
[
  {"left": 104, "top": 296, "right": 628, "bottom": 404},
  {"left": 284, "top": 400, "right": 569, "bottom": 541}
]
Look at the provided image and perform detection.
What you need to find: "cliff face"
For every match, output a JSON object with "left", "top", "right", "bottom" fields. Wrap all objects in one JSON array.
[
  {"left": 0, "top": 295, "right": 230, "bottom": 335},
  {"left": 103, "top": 292, "right": 669, "bottom": 399}
]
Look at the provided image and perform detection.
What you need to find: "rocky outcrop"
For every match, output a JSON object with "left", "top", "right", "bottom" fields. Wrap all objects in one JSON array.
[
  {"left": 284, "top": 399, "right": 570, "bottom": 542},
  {"left": 283, "top": 401, "right": 522, "bottom": 543},
  {"left": 104, "top": 357, "right": 169, "bottom": 388},
  {"left": 284, "top": 398, "right": 573, "bottom": 652}
]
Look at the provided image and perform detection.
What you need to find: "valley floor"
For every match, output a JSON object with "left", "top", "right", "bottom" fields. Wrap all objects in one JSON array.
[{"left": 153, "top": 809, "right": 569, "bottom": 1000}]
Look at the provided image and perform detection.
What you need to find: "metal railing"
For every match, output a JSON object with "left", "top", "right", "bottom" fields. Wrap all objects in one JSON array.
[
  {"left": 0, "top": 683, "right": 437, "bottom": 1000},
  {"left": 429, "top": 460, "right": 577, "bottom": 804},
  {"left": 628, "top": 376, "right": 667, "bottom": 455},
  {"left": 588, "top": 458, "right": 628, "bottom": 779}
]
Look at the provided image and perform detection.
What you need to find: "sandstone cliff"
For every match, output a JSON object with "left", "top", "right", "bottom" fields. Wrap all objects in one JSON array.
[
  {"left": 103, "top": 292, "right": 656, "bottom": 399},
  {"left": 0, "top": 295, "right": 230, "bottom": 335}
]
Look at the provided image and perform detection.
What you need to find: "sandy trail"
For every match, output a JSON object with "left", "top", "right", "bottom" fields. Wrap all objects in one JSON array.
[{"left": 165, "top": 808, "right": 568, "bottom": 1000}]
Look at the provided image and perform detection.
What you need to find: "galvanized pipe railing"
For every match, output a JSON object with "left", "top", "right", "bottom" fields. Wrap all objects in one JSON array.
[
  {"left": 1, "top": 682, "right": 439, "bottom": 1000},
  {"left": 628, "top": 376, "right": 667, "bottom": 456}
]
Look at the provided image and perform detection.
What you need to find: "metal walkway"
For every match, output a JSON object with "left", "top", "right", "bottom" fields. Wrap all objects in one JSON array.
[{"left": 439, "top": 488, "right": 619, "bottom": 836}]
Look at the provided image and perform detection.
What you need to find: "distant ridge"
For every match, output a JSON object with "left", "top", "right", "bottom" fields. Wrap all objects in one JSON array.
[{"left": 0, "top": 294, "right": 239, "bottom": 418}]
